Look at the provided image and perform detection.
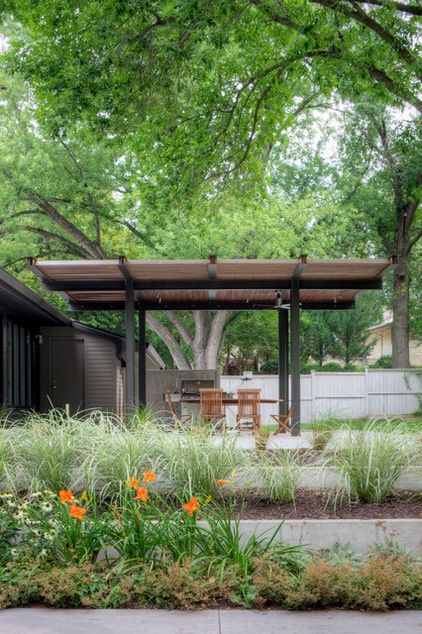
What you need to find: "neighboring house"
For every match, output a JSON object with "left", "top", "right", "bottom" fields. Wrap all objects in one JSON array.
[
  {"left": 0, "top": 268, "right": 165, "bottom": 415},
  {"left": 367, "top": 318, "right": 422, "bottom": 367}
]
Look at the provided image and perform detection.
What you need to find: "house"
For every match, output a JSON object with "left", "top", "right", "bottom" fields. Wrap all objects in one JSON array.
[
  {"left": 367, "top": 315, "right": 422, "bottom": 366},
  {"left": 0, "top": 268, "right": 165, "bottom": 415}
]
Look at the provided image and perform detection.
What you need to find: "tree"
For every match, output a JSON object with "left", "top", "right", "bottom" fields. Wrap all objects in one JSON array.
[
  {"left": 1, "top": 0, "right": 420, "bottom": 204},
  {"left": 301, "top": 312, "right": 335, "bottom": 367},
  {"left": 267, "top": 99, "right": 422, "bottom": 368},
  {"left": 301, "top": 295, "right": 382, "bottom": 367},
  {"left": 2, "top": 2, "right": 420, "bottom": 368},
  {"left": 222, "top": 311, "right": 279, "bottom": 374},
  {"left": 0, "top": 73, "right": 159, "bottom": 271},
  {"left": 333, "top": 104, "right": 422, "bottom": 367}
]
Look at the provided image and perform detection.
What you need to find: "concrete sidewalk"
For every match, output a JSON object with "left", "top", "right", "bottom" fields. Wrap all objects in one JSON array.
[{"left": 0, "top": 608, "right": 421, "bottom": 634}]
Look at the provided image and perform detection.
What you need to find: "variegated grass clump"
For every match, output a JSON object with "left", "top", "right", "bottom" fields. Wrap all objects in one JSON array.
[
  {"left": 158, "top": 427, "right": 251, "bottom": 498},
  {"left": 321, "top": 420, "right": 415, "bottom": 504},
  {"left": 80, "top": 415, "right": 166, "bottom": 501},
  {"left": 255, "top": 449, "right": 301, "bottom": 504},
  {"left": 0, "top": 421, "right": 15, "bottom": 487},
  {"left": 10, "top": 410, "right": 85, "bottom": 493}
]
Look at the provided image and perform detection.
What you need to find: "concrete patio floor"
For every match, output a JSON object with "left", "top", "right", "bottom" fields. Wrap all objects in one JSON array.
[{"left": 0, "top": 608, "right": 421, "bottom": 634}]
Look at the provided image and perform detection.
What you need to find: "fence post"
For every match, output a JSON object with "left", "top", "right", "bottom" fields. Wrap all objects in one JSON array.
[
  {"left": 364, "top": 367, "right": 369, "bottom": 418},
  {"left": 310, "top": 370, "right": 315, "bottom": 421}
]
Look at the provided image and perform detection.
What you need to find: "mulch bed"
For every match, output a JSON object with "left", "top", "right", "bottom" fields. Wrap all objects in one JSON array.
[{"left": 239, "top": 488, "right": 422, "bottom": 521}]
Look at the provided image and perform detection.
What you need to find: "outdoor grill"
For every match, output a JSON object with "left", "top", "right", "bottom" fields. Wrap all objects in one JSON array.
[{"left": 181, "top": 378, "right": 215, "bottom": 397}]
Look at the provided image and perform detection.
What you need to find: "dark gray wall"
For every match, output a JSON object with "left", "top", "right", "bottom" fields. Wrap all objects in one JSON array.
[{"left": 146, "top": 369, "right": 220, "bottom": 421}]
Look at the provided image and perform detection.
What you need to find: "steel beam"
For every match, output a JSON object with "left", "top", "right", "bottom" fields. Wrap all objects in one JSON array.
[{"left": 67, "top": 300, "right": 357, "bottom": 312}]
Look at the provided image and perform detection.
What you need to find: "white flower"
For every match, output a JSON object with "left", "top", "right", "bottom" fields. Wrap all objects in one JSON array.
[{"left": 41, "top": 501, "right": 53, "bottom": 513}]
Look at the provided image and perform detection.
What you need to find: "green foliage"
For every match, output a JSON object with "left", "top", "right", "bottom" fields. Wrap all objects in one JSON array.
[
  {"left": 255, "top": 450, "right": 300, "bottom": 503},
  {"left": 322, "top": 421, "right": 415, "bottom": 503},
  {"left": 259, "top": 359, "right": 278, "bottom": 374},
  {"left": 371, "top": 355, "right": 393, "bottom": 369}
]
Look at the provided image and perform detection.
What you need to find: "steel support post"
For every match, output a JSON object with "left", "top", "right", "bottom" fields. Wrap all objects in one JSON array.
[{"left": 290, "top": 279, "right": 301, "bottom": 435}]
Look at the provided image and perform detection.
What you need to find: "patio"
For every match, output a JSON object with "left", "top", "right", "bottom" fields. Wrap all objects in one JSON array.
[{"left": 28, "top": 255, "right": 396, "bottom": 434}]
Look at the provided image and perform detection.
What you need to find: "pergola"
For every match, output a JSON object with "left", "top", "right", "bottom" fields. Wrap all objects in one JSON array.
[{"left": 28, "top": 255, "right": 396, "bottom": 435}]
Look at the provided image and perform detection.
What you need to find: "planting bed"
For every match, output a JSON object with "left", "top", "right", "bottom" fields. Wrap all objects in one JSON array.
[{"left": 239, "top": 489, "right": 422, "bottom": 520}]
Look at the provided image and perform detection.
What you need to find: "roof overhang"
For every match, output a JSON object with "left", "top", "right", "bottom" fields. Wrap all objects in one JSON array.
[{"left": 28, "top": 255, "right": 396, "bottom": 312}]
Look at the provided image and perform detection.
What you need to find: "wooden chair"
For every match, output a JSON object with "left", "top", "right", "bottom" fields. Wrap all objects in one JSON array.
[
  {"left": 270, "top": 409, "right": 292, "bottom": 435},
  {"left": 165, "top": 389, "right": 192, "bottom": 428},
  {"left": 236, "top": 389, "right": 261, "bottom": 433},
  {"left": 199, "top": 388, "right": 224, "bottom": 429}
]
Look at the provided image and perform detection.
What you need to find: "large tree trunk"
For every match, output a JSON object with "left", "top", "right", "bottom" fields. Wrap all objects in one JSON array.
[
  {"left": 146, "top": 310, "right": 231, "bottom": 370},
  {"left": 192, "top": 310, "right": 230, "bottom": 369},
  {"left": 392, "top": 256, "right": 411, "bottom": 368}
]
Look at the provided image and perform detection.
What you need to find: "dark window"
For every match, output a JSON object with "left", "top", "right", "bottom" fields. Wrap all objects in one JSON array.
[{"left": 6, "top": 321, "right": 37, "bottom": 408}]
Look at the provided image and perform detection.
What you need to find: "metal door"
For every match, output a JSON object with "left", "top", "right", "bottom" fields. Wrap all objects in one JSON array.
[{"left": 49, "top": 338, "right": 85, "bottom": 413}]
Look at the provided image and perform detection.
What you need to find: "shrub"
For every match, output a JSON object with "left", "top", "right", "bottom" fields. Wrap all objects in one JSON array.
[
  {"left": 371, "top": 355, "right": 393, "bottom": 368},
  {"left": 259, "top": 359, "right": 278, "bottom": 374}
]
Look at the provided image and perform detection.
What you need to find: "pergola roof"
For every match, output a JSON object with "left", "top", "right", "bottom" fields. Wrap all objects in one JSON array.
[{"left": 28, "top": 255, "right": 396, "bottom": 312}]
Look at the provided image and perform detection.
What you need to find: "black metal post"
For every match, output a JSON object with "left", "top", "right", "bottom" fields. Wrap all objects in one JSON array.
[
  {"left": 290, "top": 279, "right": 301, "bottom": 435},
  {"left": 278, "top": 308, "right": 289, "bottom": 418},
  {"left": 138, "top": 305, "right": 147, "bottom": 409},
  {"left": 125, "top": 279, "right": 136, "bottom": 411}
]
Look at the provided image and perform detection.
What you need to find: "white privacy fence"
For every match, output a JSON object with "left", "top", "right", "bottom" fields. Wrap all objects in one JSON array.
[{"left": 221, "top": 370, "right": 422, "bottom": 424}]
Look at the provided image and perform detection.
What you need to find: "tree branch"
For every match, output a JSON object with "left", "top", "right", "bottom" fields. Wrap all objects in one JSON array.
[
  {"left": 162, "top": 311, "right": 194, "bottom": 349},
  {"left": 118, "top": 219, "right": 162, "bottom": 254},
  {"left": 366, "top": 64, "right": 422, "bottom": 115},
  {"left": 146, "top": 313, "right": 191, "bottom": 370},
  {"left": 21, "top": 227, "right": 93, "bottom": 258},
  {"left": 350, "top": 0, "right": 422, "bottom": 16},
  {"left": 23, "top": 193, "right": 106, "bottom": 259}
]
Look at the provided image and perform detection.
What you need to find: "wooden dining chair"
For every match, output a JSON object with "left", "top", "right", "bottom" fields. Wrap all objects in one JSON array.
[
  {"left": 199, "top": 388, "right": 224, "bottom": 429},
  {"left": 165, "top": 389, "right": 192, "bottom": 429},
  {"left": 236, "top": 389, "right": 261, "bottom": 433},
  {"left": 270, "top": 409, "right": 292, "bottom": 435}
]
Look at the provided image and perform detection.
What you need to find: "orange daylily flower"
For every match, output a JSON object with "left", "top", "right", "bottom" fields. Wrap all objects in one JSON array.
[
  {"left": 216, "top": 479, "right": 231, "bottom": 487},
  {"left": 183, "top": 496, "right": 200, "bottom": 517},
  {"left": 59, "top": 490, "right": 74, "bottom": 505},
  {"left": 134, "top": 486, "right": 148, "bottom": 502},
  {"left": 142, "top": 469, "right": 156, "bottom": 484},
  {"left": 69, "top": 504, "right": 86, "bottom": 521},
  {"left": 127, "top": 476, "right": 141, "bottom": 489}
]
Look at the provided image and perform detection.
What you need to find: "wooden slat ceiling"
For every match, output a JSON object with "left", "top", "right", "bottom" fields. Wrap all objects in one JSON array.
[{"left": 28, "top": 256, "right": 396, "bottom": 312}]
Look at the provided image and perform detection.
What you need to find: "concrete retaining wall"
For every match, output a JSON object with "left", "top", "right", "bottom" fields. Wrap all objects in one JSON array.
[{"left": 237, "top": 519, "right": 422, "bottom": 555}]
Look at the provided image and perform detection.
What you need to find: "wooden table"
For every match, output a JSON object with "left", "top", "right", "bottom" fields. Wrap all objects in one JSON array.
[
  {"left": 180, "top": 397, "right": 282, "bottom": 405},
  {"left": 180, "top": 396, "right": 283, "bottom": 431}
]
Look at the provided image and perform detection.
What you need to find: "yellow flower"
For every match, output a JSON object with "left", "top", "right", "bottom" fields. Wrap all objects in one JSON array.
[
  {"left": 142, "top": 470, "right": 156, "bottom": 484},
  {"left": 80, "top": 491, "right": 88, "bottom": 502},
  {"left": 183, "top": 496, "right": 200, "bottom": 517}
]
